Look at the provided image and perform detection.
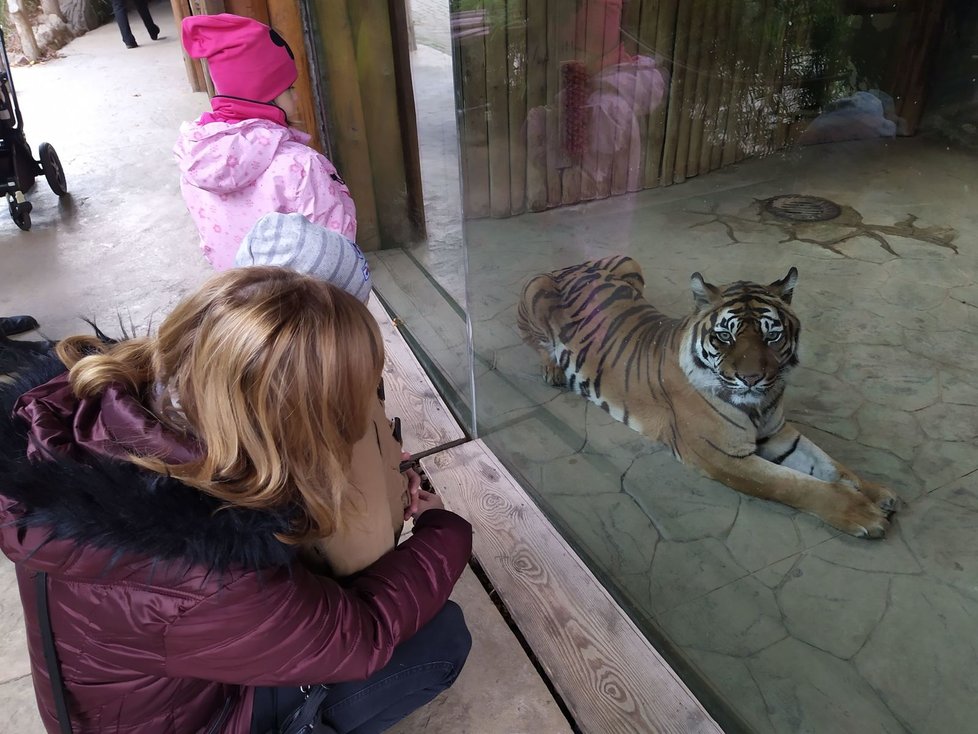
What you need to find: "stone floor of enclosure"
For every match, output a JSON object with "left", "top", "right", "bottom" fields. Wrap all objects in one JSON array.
[{"left": 370, "top": 135, "right": 978, "bottom": 733}]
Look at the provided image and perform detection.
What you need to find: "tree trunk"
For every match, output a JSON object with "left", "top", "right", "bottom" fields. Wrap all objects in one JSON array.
[
  {"left": 8, "top": 2, "right": 41, "bottom": 63},
  {"left": 40, "top": 0, "right": 67, "bottom": 22}
]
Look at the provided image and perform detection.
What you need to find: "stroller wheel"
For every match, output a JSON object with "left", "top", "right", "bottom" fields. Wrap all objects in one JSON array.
[
  {"left": 39, "top": 143, "right": 68, "bottom": 197},
  {"left": 8, "top": 197, "right": 33, "bottom": 231}
]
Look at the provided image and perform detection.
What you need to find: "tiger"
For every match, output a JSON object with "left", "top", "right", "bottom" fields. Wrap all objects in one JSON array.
[{"left": 517, "top": 255, "right": 899, "bottom": 538}]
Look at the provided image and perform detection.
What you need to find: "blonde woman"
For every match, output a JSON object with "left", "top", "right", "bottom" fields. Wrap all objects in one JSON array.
[{"left": 0, "top": 267, "right": 472, "bottom": 733}]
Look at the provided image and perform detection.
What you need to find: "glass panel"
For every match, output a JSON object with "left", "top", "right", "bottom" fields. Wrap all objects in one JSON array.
[
  {"left": 306, "top": 0, "right": 475, "bottom": 431},
  {"left": 445, "top": 0, "right": 978, "bottom": 731},
  {"left": 368, "top": 0, "right": 476, "bottom": 430}
]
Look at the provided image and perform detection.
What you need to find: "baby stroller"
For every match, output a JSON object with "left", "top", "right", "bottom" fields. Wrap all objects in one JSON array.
[{"left": 1, "top": 30, "right": 67, "bottom": 231}]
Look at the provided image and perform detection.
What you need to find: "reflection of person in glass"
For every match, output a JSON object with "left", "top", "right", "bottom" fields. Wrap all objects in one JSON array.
[{"left": 561, "top": 0, "right": 668, "bottom": 189}]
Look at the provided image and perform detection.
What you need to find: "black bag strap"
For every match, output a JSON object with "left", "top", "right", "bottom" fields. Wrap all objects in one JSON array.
[{"left": 34, "top": 571, "right": 73, "bottom": 734}]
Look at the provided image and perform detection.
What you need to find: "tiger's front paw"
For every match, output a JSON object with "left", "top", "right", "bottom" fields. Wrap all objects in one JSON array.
[
  {"left": 825, "top": 491, "right": 890, "bottom": 539},
  {"left": 857, "top": 479, "right": 900, "bottom": 515}
]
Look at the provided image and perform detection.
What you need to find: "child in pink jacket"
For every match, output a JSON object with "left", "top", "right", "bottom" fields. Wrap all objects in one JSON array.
[{"left": 174, "top": 13, "right": 356, "bottom": 270}]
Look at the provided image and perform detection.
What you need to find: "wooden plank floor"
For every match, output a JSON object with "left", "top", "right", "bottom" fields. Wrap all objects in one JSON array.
[
  {"left": 370, "top": 294, "right": 721, "bottom": 733},
  {"left": 421, "top": 441, "right": 724, "bottom": 734}
]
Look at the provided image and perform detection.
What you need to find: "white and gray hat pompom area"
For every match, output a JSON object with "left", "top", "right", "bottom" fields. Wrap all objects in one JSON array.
[{"left": 235, "top": 212, "right": 372, "bottom": 303}]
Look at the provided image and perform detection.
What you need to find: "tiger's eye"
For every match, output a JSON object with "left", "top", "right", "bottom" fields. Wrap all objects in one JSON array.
[
  {"left": 713, "top": 331, "right": 733, "bottom": 344},
  {"left": 767, "top": 331, "right": 783, "bottom": 343}
]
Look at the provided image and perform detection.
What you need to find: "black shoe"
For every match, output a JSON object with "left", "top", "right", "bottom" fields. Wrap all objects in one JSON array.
[
  {"left": 0, "top": 315, "right": 40, "bottom": 337},
  {"left": 126, "top": 41, "right": 138, "bottom": 49},
  {"left": 149, "top": 27, "right": 161, "bottom": 41}
]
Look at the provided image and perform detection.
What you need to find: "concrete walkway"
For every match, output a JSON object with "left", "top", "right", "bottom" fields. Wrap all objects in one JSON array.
[{"left": 0, "top": 5, "right": 569, "bottom": 733}]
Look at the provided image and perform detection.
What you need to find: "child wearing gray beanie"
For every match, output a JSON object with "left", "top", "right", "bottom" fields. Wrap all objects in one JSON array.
[
  {"left": 235, "top": 212, "right": 372, "bottom": 303},
  {"left": 235, "top": 211, "right": 423, "bottom": 577}
]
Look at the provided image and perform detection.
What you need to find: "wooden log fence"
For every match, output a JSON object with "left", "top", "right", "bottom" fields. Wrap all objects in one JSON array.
[{"left": 452, "top": 0, "right": 947, "bottom": 219}]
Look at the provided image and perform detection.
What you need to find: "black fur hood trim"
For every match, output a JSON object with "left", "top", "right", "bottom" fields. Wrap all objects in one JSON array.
[{"left": 0, "top": 338, "right": 296, "bottom": 574}]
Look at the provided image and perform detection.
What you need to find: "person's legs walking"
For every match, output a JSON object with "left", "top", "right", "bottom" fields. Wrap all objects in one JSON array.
[
  {"left": 110, "top": 0, "right": 137, "bottom": 48},
  {"left": 132, "top": 0, "right": 160, "bottom": 40}
]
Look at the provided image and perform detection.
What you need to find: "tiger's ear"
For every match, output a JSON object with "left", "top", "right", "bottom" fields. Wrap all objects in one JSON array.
[
  {"left": 690, "top": 272, "right": 721, "bottom": 310},
  {"left": 768, "top": 267, "right": 799, "bottom": 304}
]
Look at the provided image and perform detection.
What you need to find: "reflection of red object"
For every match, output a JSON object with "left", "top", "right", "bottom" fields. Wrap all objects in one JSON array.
[{"left": 562, "top": 60, "right": 590, "bottom": 157}]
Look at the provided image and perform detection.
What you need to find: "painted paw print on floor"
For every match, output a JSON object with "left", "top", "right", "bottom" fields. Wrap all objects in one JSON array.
[{"left": 691, "top": 198, "right": 958, "bottom": 259}]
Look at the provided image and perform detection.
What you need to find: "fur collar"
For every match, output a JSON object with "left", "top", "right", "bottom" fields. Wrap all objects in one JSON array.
[{"left": 0, "top": 338, "right": 296, "bottom": 573}]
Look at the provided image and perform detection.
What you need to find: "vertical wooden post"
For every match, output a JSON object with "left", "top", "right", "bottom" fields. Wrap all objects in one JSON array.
[
  {"left": 544, "top": 0, "right": 576, "bottom": 207},
  {"left": 886, "top": 0, "right": 950, "bottom": 134},
  {"left": 388, "top": 0, "right": 427, "bottom": 237},
  {"left": 741, "top": 0, "right": 773, "bottom": 160},
  {"left": 659, "top": 0, "right": 691, "bottom": 186},
  {"left": 644, "top": 0, "right": 677, "bottom": 188},
  {"left": 633, "top": 0, "right": 660, "bottom": 191},
  {"left": 711, "top": 0, "right": 739, "bottom": 170},
  {"left": 673, "top": 0, "right": 706, "bottom": 183},
  {"left": 525, "top": 0, "right": 550, "bottom": 211},
  {"left": 348, "top": 0, "right": 417, "bottom": 244},
  {"left": 610, "top": 0, "right": 636, "bottom": 197},
  {"left": 701, "top": 0, "right": 729, "bottom": 173},
  {"left": 507, "top": 0, "right": 528, "bottom": 216},
  {"left": 172, "top": 0, "right": 206, "bottom": 92},
  {"left": 311, "top": 0, "right": 382, "bottom": 249},
  {"left": 455, "top": 1, "right": 492, "bottom": 219},
  {"left": 579, "top": 0, "right": 606, "bottom": 200},
  {"left": 686, "top": 0, "right": 716, "bottom": 179},
  {"left": 756, "top": 2, "right": 787, "bottom": 157},
  {"left": 555, "top": 0, "right": 581, "bottom": 206},
  {"left": 267, "top": 0, "right": 323, "bottom": 152},
  {"left": 223, "top": 0, "right": 267, "bottom": 23},
  {"left": 486, "top": 3, "right": 512, "bottom": 217}
]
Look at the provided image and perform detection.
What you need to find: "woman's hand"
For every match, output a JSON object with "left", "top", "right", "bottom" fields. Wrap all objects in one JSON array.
[
  {"left": 413, "top": 488, "right": 444, "bottom": 519},
  {"left": 401, "top": 451, "right": 421, "bottom": 520}
]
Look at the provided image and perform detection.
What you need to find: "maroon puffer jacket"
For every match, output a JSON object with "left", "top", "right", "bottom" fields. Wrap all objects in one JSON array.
[{"left": 0, "top": 352, "right": 472, "bottom": 734}]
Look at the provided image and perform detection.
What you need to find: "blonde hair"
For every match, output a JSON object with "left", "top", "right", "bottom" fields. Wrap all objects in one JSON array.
[{"left": 56, "top": 267, "right": 385, "bottom": 543}]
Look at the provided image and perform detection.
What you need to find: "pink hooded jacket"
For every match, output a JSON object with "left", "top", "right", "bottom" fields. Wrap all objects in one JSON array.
[
  {"left": 174, "top": 113, "right": 357, "bottom": 271},
  {"left": 175, "top": 14, "right": 357, "bottom": 271}
]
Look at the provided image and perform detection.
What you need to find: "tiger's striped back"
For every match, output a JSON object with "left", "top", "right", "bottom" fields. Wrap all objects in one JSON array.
[{"left": 517, "top": 256, "right": 904, "bottom": 540}]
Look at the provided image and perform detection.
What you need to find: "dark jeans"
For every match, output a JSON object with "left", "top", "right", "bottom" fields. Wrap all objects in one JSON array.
[
  {"left": 251, "top": 601, "right": 471, "bottom": 734},
  {"left": 111, "top": 0, "right": 159, "bottom": 46}
]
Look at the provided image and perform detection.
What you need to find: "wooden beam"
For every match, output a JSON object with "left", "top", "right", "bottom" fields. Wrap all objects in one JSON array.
[
  {"left": 645, "top": 0, "right": 679, "bottom": 187},
  {"left": 267, "top": 0, "right": 323, "bottom": 152},
  {"left": 485, "top": 3, "right": 512, "bottom": 217},
  {"left": 348, "top": 0, "right": 417, "bottom": 245},
  {"left": 525, "top": 0, "right": 549, "bottom": 211},
  {"left": 223, "top": 0, "right": 268, "bottom": 23},
  {"left": 455, "top": 4, "right": 492, "bottom": 219},
  {"left": 310, "top": 0, "right": 382, "bottom": 250},
  {"left": 388, "top": 0, "right": 427, "bottom": 239},
  {"left": 422, "top": 440, "right": 724, "bottom": 734},
  {"left": 172, "top": 0, "right": 207, "bottom": 93},
  {"left": 887, "top": 0, "right": 950, "bottom": 134},
  {"left": 507, "top": 0, "right": 528, "bottom": 216}
]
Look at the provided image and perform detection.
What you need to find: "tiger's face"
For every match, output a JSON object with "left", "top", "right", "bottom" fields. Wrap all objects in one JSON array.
[{"left": 680, "top": 268, "right": 800, "bottom": 406}]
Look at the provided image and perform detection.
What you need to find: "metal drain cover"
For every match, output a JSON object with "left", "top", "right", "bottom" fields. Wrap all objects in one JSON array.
[{"left": 764, "top": 194, "right": 841, "bottom": 222}]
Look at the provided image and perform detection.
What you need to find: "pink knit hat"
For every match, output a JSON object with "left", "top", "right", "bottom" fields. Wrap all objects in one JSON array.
[{"left": 181, "top": 14, "right": 298, "bottom": 103}]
